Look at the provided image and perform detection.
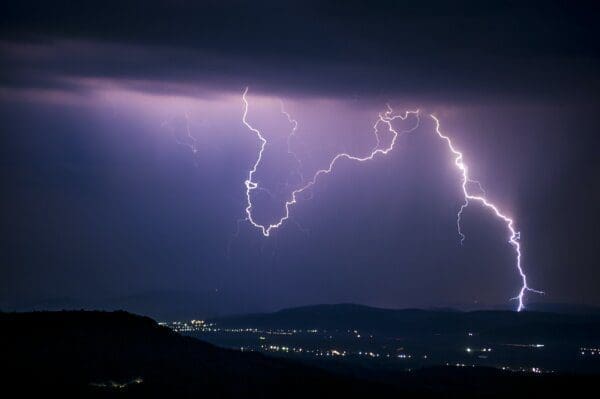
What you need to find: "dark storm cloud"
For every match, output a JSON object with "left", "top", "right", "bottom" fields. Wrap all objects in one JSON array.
[{"left": 1, "top": 0, "right": 598, "bottom": 102}]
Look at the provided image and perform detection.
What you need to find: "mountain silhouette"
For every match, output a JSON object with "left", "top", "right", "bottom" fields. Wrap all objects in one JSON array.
[{"left": 3, "top": 309, "right": 597, "bottom": 397}]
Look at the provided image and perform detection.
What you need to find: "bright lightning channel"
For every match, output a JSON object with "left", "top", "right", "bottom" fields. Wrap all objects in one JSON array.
[
  {"left": 430, "top": 115, "right": 543, "bottom": 311},
  {"left": 242, "top": 87, "right": 420, "bottom": 237},
  {"left": 240, "top": 87, "right": 540, "bottom": 311}
]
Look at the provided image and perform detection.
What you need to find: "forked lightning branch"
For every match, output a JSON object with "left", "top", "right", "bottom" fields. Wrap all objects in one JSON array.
[{"left": 239, "top": 87, "right": 542, "bottom": 311}]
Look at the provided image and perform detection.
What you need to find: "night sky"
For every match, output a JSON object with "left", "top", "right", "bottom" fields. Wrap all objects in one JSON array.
[{"left": 1, "top": 1, "right": 598, "bottom": 314}]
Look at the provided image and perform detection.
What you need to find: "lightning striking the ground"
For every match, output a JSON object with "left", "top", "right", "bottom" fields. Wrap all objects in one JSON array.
[
  {"left": 430, "top": 115, "right": 542, "bottom": 311},
  {"left": 242, "top": 87, "right": 420, "bottom": 237},
  {"left": 240, "top": 88, "right": 540, "bottom": 310}
]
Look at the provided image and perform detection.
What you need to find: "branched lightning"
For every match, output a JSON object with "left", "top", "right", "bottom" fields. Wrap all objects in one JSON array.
[
  {"left": 430, "top": 115, "right": 542, "bottom": 311},
  {"left": 242, "top": 87, "right": 419, "bottom": 237},
  {"left": 240, "top": 87, "right": 541, "bottom": 310}
]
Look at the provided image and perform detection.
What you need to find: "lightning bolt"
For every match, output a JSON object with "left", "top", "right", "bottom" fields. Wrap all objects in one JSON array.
[
  {"left": 242, "top": 87, "right": 420, "bottom": 237},
  {"left": 430, "top": 115, "right": 543, "bottom": 311},
  {"left": 241, "top": 87, "right": 541, "bottom": 311}
]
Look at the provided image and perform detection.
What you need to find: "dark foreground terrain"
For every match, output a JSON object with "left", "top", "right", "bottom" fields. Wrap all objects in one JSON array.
[{"left": 2, "top": 311, "right": 597, "bottom": 398}]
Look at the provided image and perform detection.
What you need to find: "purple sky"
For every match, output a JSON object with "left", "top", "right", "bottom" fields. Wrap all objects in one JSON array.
[{"left": 1, "top": 1, "right": 598, "bottom": 315}]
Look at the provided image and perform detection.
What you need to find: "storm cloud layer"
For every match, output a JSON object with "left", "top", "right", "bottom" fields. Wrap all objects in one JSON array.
[{"left": 2, "top": 1, "right": 598, "bottom": 101}]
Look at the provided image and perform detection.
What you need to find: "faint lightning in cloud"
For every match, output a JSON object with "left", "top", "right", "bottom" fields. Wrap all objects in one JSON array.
[
  {"left": 163, "top": 112, "right": 200, "bottom": 154},
  {"left": 279, "top": 99, "right": 304, "bottom": 186}
]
